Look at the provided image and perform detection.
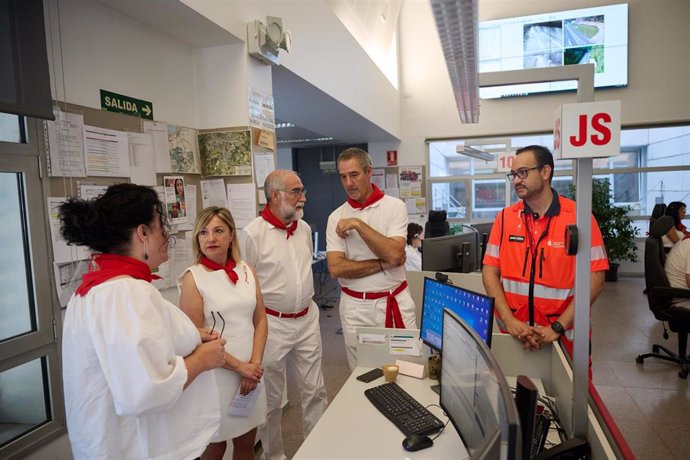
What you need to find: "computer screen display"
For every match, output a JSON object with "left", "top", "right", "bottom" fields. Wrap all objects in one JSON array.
[
  {"left": 421, "top": 232, "right": 478, "bottom": 273},
  {"left": 478, "top": 3, "right": 628, "bottom": 99},
  {"left": 440, "top": 309, "right": 521, "bottom": 460},
  {"left": 420, "top": 277, "right": 494, "bottom": 351}
]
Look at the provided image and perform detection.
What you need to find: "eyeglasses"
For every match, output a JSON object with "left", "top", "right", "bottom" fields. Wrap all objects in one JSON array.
[
  {"left": 210, "top": 311, "right": 225, "bottom": 337},
  {"left": 281, "top": 187, "right": 307, "bottom": 197},
  {"left": 506, "top": 166, "right": 541, "bottom": 182}
]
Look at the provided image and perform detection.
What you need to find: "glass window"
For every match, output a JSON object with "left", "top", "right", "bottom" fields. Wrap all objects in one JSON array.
[
  {"left": 473, "top": 179, "right": 505, "bottom": 220},
  {"left": 0, "top": 173, "right": 35, "bottom": 342},
  {"left": 0, "top": 358, "right": 50, "bottom": 447},
  {"left": 0, "top": 118, "right": 65, "bottom": 458},
  {"left": 0, "top": 114, "right": 22, "bottom": 143},
  {"left": 431, "top": 182, "right": 467, "bottom": 218},
  {"left": 427, "top": 125, "right": 690, "bottom": 223}
]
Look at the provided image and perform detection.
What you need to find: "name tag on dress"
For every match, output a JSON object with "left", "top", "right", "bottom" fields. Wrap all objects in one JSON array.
[{"left": 508, "top": 235, "right": 525, "bottom": 243}]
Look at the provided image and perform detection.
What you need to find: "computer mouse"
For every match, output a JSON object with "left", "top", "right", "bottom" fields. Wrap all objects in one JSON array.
[{"left": 402, "top": 434, "right": 434, "bottom": 452}]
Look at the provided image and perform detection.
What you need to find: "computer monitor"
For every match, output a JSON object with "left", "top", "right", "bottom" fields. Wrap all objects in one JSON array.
[
  {"left": 471, "top": 223, "right": 494, "bottom": 269},
  {"left": 421, "top": 232, "right": 479, "bottom": 273},
  {"left": 420, "top": 277, "right": 495, "bottom": 351},
  {"left": 441, "top": 309, "right": 521, "bottom": 460}
]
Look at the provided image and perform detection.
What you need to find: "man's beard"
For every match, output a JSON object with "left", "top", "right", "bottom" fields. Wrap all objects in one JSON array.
[{"left": 280, "top": 201, "right": 303, "bottom": 222}]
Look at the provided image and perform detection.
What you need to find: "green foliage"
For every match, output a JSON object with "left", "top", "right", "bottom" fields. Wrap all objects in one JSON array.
[{"left": 567, "top": 179, "right": 639, "bottom": 263}]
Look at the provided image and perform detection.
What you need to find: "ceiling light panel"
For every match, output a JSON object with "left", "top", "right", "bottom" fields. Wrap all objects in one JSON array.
[{"left": 431, "top": 0, "right": 479, "bottom": 123}]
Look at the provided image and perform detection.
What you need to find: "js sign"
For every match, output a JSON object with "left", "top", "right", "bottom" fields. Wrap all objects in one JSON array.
[{"left": 553, "top": 101, "right": 621, "bottom": 159}]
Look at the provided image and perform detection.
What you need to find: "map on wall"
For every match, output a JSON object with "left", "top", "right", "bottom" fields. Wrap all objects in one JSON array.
[
  {"left": 198, "top": 130, "right": 252, "bottom": 177},
  {"left": 167, "top": 125, "right": 200, "bottom": 173}
]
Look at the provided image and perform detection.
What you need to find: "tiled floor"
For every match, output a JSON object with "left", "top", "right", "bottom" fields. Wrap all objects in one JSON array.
[{"left": 592, "top": 277, "right": 690, "bottom": 459}]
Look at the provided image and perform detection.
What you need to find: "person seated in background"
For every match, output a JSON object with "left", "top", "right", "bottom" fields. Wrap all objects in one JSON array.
[
  {"left": 662, "top": 201, "right": 690, "bottom": 249},
  {"left": 59, "top": 184, "right": 226, "bottom": 460},
  {"left": 405, "top": 223, "right": 424, "bottom": 271},
  {"left": 178, "top": 206, "right": 268, "bottom": 460},
  {"left": 664, "top": 235, "right": 690, "bottom": 310}
]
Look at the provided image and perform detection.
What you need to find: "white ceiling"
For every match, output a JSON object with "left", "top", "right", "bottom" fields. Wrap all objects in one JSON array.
[{"left": 94, "top": 0, "right": 398, "bottom": 149}]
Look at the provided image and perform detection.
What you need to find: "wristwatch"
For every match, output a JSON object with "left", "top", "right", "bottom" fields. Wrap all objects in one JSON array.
[{"left": 550, "top": 320, "right": 565, "bottom": 335}]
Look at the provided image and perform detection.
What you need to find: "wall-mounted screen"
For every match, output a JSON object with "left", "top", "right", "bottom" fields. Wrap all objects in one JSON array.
[{"left": 479, "top": 3, "right": 628, "bottom": 99}]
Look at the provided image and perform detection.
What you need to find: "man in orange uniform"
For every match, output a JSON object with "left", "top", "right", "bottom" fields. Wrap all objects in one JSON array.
[{"left": 482, "top": 145, "right": 609, "bottom": 353}]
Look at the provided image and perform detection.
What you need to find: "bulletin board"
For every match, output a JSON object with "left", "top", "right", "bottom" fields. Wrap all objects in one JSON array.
[
  {"left": 43, "top": 101, "right": 276, "bottom": 304},
  {"left": 374, "top": 165, "right": 427, "bottom": 226}
]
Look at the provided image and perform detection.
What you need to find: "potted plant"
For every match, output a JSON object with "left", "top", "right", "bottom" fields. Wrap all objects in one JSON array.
[{"left": 568, "top": 179, "right": 639, "bottom": 281}]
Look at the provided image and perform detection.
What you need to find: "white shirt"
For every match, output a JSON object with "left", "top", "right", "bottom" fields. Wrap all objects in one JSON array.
[
  {"left": 326, "top": 195, "right": 408, "bottom": 292},
  {"left": 62, "top": 278, "right": 219, "bottom": 460},
  {"left": 665, "top": 239, "right": 690, "bottom": 291},
  {"left": 242, "top": 217, "right": 315, "bottom": 312},
  {"left": 662, "top": 227, "right": 685, "bottom": 248},
  {"left": 405, "top": 244, "right": 422, "bottom": 271}
]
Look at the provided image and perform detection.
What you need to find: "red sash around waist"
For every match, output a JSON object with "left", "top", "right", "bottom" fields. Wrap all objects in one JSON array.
[{"left": 341, "top": 280, "right": 408, "bottom": 329}]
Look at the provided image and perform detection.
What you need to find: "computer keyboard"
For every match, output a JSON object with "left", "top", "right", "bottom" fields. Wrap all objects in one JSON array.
[{"left": 364, "top": 382, "right": 444, "bottom": 436}]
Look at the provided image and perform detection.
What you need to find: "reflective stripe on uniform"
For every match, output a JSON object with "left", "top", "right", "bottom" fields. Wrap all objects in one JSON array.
[
  {"left": 485, "top": 243, "right": 500, "bottom": 258},
  {"left": 502, "top": 279, "right": 573, "bottom": 301},
  {"left": 591, "top": 245, "right": 607, "bottom": 261}
]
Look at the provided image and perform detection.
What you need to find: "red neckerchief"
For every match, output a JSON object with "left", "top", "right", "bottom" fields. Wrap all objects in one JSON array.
[
  {"left": 75, "top": 254, "right": 161, "bottom": 296},
  {"left": 200, "top": 255, "right": 238, "bottom": 285},
  {"left": 260, "top": 206, "right": 297, "bottom": 239},
  {"left": 348, "top": 184, "right": 384, "bottom": 210}
]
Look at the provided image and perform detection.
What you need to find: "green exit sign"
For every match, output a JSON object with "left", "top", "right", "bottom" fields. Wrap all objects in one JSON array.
[{"left": 100, "top": 90, "right": 154, "bottom": 120}]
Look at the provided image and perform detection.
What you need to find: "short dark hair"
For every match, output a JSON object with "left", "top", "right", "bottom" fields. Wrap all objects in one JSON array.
[
  {"left": 406, "top": 223, "right": 423, "bottom": 245},
  {"left": 59, "top": 183, "right": 167, "bottom": 255},
  {"left": 516, "top": 145, "right": 554, "bottom": 182}
]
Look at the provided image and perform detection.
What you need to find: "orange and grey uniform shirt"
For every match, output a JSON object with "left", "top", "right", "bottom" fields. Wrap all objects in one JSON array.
[{"left": 483, "top": 190, "right": 609, "bottom": 329}]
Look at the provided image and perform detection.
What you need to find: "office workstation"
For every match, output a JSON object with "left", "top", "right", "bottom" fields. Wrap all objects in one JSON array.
[
  {"left": 3, "top": 0, "right": 690, "bottom": 459},
  {"left": 296, "top": 270, "right": 620, "bottom": 459}
]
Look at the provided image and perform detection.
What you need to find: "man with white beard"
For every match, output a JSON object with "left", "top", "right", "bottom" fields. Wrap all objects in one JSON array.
[{"left": 242, "top": 170, "right": 327, "bottom": 460}]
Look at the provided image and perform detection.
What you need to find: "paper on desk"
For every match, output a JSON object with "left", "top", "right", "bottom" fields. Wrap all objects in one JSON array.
[
  {"left": 229, "top": 381, "right": 264, "bottom": 417},
  {"left": 358, "top": 333, "right": 386, "bottom": 345},
  {"left": 389, "top": 335, "right": 423, "bottom": 356}
]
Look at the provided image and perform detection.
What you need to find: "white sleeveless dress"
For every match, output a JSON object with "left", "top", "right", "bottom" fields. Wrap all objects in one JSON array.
[{"left": 179, "top": 261, "right": 267, "bottom": 441}]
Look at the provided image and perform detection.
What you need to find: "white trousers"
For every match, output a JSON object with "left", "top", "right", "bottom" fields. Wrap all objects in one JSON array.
[
  {"left": 339, "top": 287, "right": 417, "bottom": 371},
  {"left": 259, "top": 301, "right": 328, "bottom": 460}
]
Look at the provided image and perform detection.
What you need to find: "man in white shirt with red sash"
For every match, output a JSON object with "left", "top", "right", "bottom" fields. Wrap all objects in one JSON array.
[
  {"left": 327, "top": 148, "right": 416, "bottom": 370},
  {"left": 243, "top": 170, "right": 327, "bottom": 460}
]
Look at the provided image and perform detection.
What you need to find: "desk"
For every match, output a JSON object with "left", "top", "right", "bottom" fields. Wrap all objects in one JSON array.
[
  {"left": 294, "top": 368, "right": 468, "bottom": 460},
  {"left": 296, "top": 335, "right": 618, "bottom": 460}
]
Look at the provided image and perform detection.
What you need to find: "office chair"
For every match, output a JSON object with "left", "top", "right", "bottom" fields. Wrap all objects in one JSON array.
[
  {"left": 648, "top": 202, "right": 666, "bottom": 233},
  {"left": 424, "top": 210, "right": 450, "bottom": 239},
  {"left": 636, "top": 215, "right": 690, "bottom": 379}
]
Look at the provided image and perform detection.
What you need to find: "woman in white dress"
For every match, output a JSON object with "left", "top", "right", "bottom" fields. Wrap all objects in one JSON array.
[
  {"left": 179, "top": 206, "right": 268, "bottom": 460},
  {"left": 404, "top": 222, "right": 424, "bottom": 271},
  {"left": 59, "top": 184, "right": 227, "bottom": 460}
]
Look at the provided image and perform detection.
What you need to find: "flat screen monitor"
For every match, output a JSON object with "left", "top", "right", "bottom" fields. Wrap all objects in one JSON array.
[
  {"left": 478, "top": 3, "right": 628, "bottom": 99},
  {"left": 441, "top": 309, "right": 521, "bottom": 460},
  {"left": 420, "top": 277, "right": 494, "bottom": 351},
  {"left": 421, "top": 232, "right": 478, "bottom": 273}
]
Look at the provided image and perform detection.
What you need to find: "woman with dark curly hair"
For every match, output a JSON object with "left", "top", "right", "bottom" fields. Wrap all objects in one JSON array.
[{"left": 59, "top": 183, "right": 226, "bottom": 460}]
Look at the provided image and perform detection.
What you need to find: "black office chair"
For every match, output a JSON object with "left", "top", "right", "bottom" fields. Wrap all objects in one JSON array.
[
  {"left": 636, "top": 215, "right": 690, "bottom": 379},
  {"left": 424, "top": 210, "right": 450, "bottom": 239},
  {"left": 648, "top": 202, "right": 666, "bottom": 235}
]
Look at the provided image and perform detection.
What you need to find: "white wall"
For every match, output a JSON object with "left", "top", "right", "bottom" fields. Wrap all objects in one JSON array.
[
  {"left": 397, "top": 0, "right": 690, "bottom": 166},
  {"left": 181, "top": 0, "right": 401, "bottom": 138},
  {"left": 46, "top": 0, "right": 199, "bottom": 127}
]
